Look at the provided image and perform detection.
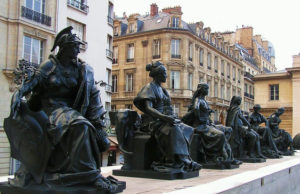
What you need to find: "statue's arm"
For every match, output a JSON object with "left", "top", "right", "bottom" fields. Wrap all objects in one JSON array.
[
  {"left": 144, "top": 100, "right": 175, "bottom": 124},
  {"left": 239, "top": 111, "right": 251, "bottom": 128}
]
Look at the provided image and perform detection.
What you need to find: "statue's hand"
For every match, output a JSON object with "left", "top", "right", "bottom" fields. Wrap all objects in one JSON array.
[
  {"left": 162, "top": 115, "right": 175, "bottom": 124},
  {"left": 10, "top": 91, "right": 22, "bottom": 119}
]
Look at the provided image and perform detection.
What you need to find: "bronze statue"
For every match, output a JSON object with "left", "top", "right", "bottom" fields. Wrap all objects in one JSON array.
[
  {"left": 249, "top": 104, "right": 280, "bottom": 158},
  {"left": 133, "top": 61, "right": 201, "bottom": 172},
  {"left": 110, "top": 61, "right": 200, "bottom": 180},
  {"left": 268, "top": 107, "right": 294, "bottom": 155},
  {"left": 226, "top": 96, "right": 266, "bottom": 162},
  {"left": 3, "top": 26, "right": 125, "bottom": 193},
  {"left": 183, "top": 83, "right": 241, "bottom": 169}
]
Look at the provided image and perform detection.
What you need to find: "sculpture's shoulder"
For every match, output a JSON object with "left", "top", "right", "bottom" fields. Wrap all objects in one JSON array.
[{"left": 38, "top": 56, "right": 56, "bottom": 76}]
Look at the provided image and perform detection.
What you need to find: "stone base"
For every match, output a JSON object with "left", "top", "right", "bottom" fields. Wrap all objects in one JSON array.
[
  {"left": 0, "top": 181, "right": 126, "bottom": 194},
  {"left": 202, "top": 162, "right": 240, "bottom": 170},
  {"left": 113, "top": 169, "right": 199, "bottom": 180},
  {"left": 237, "top": 158, "right": 266, "bottom": 163}
]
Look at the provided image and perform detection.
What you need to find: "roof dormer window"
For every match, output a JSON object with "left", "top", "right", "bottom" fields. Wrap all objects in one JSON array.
[{"left": 172, "top": 16, "right": 179, "bottom": 28}]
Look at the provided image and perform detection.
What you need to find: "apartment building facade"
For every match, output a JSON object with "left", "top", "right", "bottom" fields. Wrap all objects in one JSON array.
[{"left": 112, "top": 4, "right": 244, "bottom": 124}]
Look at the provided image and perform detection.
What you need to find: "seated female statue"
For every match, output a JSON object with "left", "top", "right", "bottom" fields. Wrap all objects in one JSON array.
[
  {"left": 268, "top": 107, "right": 294, "bottom": 155},
  {"left": 226, "top": 96, "right": 266, "bottom": 160},
  {"left": 183, "top": 83, "right": 241, "bottom": 166},
  {"left": 133, "top": 61, "right": 201, "bottom": 172},
  {"left": 249, "top": 104, "right": 280, "bottom": 158},
  {"left": 7, "top": 27, "right": 120, "bottom": 192}
]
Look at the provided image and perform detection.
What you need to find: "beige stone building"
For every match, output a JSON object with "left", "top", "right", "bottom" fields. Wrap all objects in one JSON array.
[
  {"left": 222, "top": 27, "right": 276, "bottom": 115},
  {"left": 253, "top": 54, "right": 300, "bottom": 137},
  {"left": 112, "top": 4, "right": 244, "bottom": 124}
]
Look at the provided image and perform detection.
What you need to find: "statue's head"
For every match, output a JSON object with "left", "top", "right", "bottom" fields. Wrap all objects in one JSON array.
[
  {"left": 196, "top": 83, "right": 209, "bottom": 96},
  {"left": 51, "top": 26, "right": 85, "bottom": 59},
  {"left": 276, "top": 107, "right": 285, "bottom": 116},
  {"left": 146, "top": 61, "right": 167, "bottom": 83},
  {"left": 253, "top": 104, "right": 261, "bottom": 112},
  {"left": 230, "top": 96, "right": 242, "bottom": 106}
]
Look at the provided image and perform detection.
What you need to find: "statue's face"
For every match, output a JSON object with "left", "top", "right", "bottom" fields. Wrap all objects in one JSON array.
[
  {"left": 155, "top": 66, "right": 167, "bottom": 83},
  {"left": 200, "top": 86, "right": 209, "bottom": 96},
  {"left": 65, "top": 43, "right": 80, "bottom": 59},
  {"left": 236, "top": 98, "right": 242, "bottom": 105}
]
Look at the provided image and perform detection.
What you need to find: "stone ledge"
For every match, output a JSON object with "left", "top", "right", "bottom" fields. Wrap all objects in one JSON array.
[{"left": 1, "top": 152, "right": 300, "bottom": 194}]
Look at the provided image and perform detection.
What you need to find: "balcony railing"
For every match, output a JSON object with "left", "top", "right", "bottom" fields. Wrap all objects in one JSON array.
[
  {"left": 107, "top": 16, "right": 113, "bottom": 26},
  {"left": 171, "top": 54, "right": 181, "bottom": 59},
  {"left": 105, "top": 84, "right": 112, "bottom": 93},
  {"left": 227, "top": 75, "right": 230, "bottom": 79},
  {"left": 244, "top": 92, "right": 249, "bottom": 97},
  {"left": 152, "top": 55, "right": 160, "bottom": 59},
  {"left": 215, "top": 69, "right": 218, "bottom": 73},
  {"left": 250, "top": 94, "right": 254, "bottom": 99},
  {"left": 244, "top": 72, "right": 254, "bottom": 79},
  {"left": 106, "top": 49, "right": 113, "bottom": 59},
  {"left": 127, "top": 58, "right": 134, "bottom": 62},
  {"left": 67, "top": 0, "right": 89, "bottom": 13},
  {"left": 207, "top": 66, "right": 211, "bottom": 70},
  {"left": 189, "top": 57, "right": 193, "bottom": 61},
  {"left": 21, "top": 6, "right": 51, "bottom": 26},
  {"left": 200, "top": 62, "right": 203, "bottom": 66}
]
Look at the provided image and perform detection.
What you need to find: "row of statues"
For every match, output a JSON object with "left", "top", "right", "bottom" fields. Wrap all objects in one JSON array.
[
  {"left": 1, "top": 27, "right": 295, "bottom": 193},
  {"left": 111, "top": 61, "right": 295, "bottom": 178}
]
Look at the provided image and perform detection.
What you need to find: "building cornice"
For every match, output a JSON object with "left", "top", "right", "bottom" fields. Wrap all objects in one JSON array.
[
  {"left": 114, "top": 28, "right": 243, "bottom": 68},
  {"left": 253, "top": 71, "right": 291, "bottom": 81}
]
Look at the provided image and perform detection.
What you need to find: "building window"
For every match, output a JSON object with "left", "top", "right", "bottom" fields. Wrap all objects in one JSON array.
[
  {"left": 214, "top": 56, "right": 218, "bottom": 73},
  {"left": 127, "top": 43, "right": 134, "bottom": 62},
  {"left": 172, "top": 16, "right": 179, "bottom": 28},
  {"left": 172, "top": 103, "right": 180, "bottom": 117},
  {"left": 67, "top": 19, "right": 86, "bottom": 49},
  {"left": 170, "top": 71, "right": 180, "bottom": 89},
  {"left": 220, "top": 85, "right": 225, "bottom": 99},
  {"left": 125, "top": 104, "right": 133, "bottom": 109},
  {"left": 221, "top": 60, "right": 225, "bottom": 76},
  {"left": 188, "top": 73, "right": 193, "bottom": 90},
  {"left": 111, "top": 105, "right": 116, "bottom": 111},
  {"left": 125, "top": 73, "right": 133, "bottom": 92},
  {"left": 214, "top": 82, "right": 218, "bottom": 97},
  {"left": 113, "top": 46, "right": 118, "bottom": 64},
  {"left": 129, "top": 23, "right": 134, "bottom": 33},
  {"left": 107, "top": 2, "right": 114, "bottom": 25},
  {"left": 188, "top": 43, "right": 193, "bottom": 61},
  {"left": 238, "top": 69, "right": 241, "bottom": 82},
  {"left": 270, "top": 84, "right": 279, "bottom": 100},
  {"left": 227, "top": 63, "right": 231, "bottom": 78},
  {"left": 207, "top": 53, "right": 211, "bottom": 69},
  {"left": 207, "top": 80, "right": 211, "bottom": 96},
  {"left": 227, "top": 86, "right": 231, "bottom": 100},
  {"left": 106, "top": 35, "right": 113, "bottom": 59},
  {"left": 26, "top": 0, "right": 44, "bottom": 13},
  {"left": 67, "top": 0, "right": 89, "bottom": 13},
  {"left": 199, "top": 48, "right": 204, "bottom": 66},
  {"left": 232, "top": 66, "right": 236, "bottom": 81},
  {"left": 23, "top": 35, "right": 44, "bottom": 65},
  {"left": 171, "top": 39, "right": 180, "bottom": 58},
  {"left": 112, "top": 75, "right": 118, "bottom": 93},
  {"left": 105, "top": 69, "right": 112, "bottom": 93},
  {"left": 199, "top": 75, "right": 204, "bottom": 83},
  {"left": 152, "top": 39, "right": 161, "bottom": 59}
]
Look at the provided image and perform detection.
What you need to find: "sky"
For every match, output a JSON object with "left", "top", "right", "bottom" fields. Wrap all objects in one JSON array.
[{"left": 114, "top": 0, "right": 300, "bottom": 70}]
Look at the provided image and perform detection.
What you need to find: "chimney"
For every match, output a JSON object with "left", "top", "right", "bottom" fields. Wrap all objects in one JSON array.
[
  {"left": 162, "top": 6, "right": 182, "bottom": 15},
  {"left": 293, "top": 54, "right": 300, "bottom": 68},
  {"left": 150, "top": 3, "right": 158, "bottom": 16}
]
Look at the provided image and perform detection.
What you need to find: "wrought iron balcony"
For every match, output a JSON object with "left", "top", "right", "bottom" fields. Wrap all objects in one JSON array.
[
  {"left": 189, "top": 57, "right": 193, "bottom": 61},
  {"left": 244, "top": 71, "right": 254, "bottom": 79},
  {"left": 152, "top": 55, "right": 160, "bottom": 59},
  {"left": 200, "top": 62, "right": 203, "bottom": 66},
  {"left": 107, "top": 16, "right": 113, "bottom": 26},
  {"left": 67, "top": 0, "right": 89, "bottom": 13},
  {"left": 21, "top": 6, "right": 51, "bottom": 26},
  {"left": 127, "top": 58, "right": 134, "bottom": 62},
  {"left": 106, "top": 49, "right": 113, "bottom": 59},
  {"left": 171, "top": 54, "right": 181, "bottom": 59},
  {"left": 215, "top": 69, "right": 218, "bottom": 73},
  {"left": 244, "top": 92, "right": 249, "bottom": 97},
  {"left": 207, "top": 66, "right": 211, "bottom": 70}
]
